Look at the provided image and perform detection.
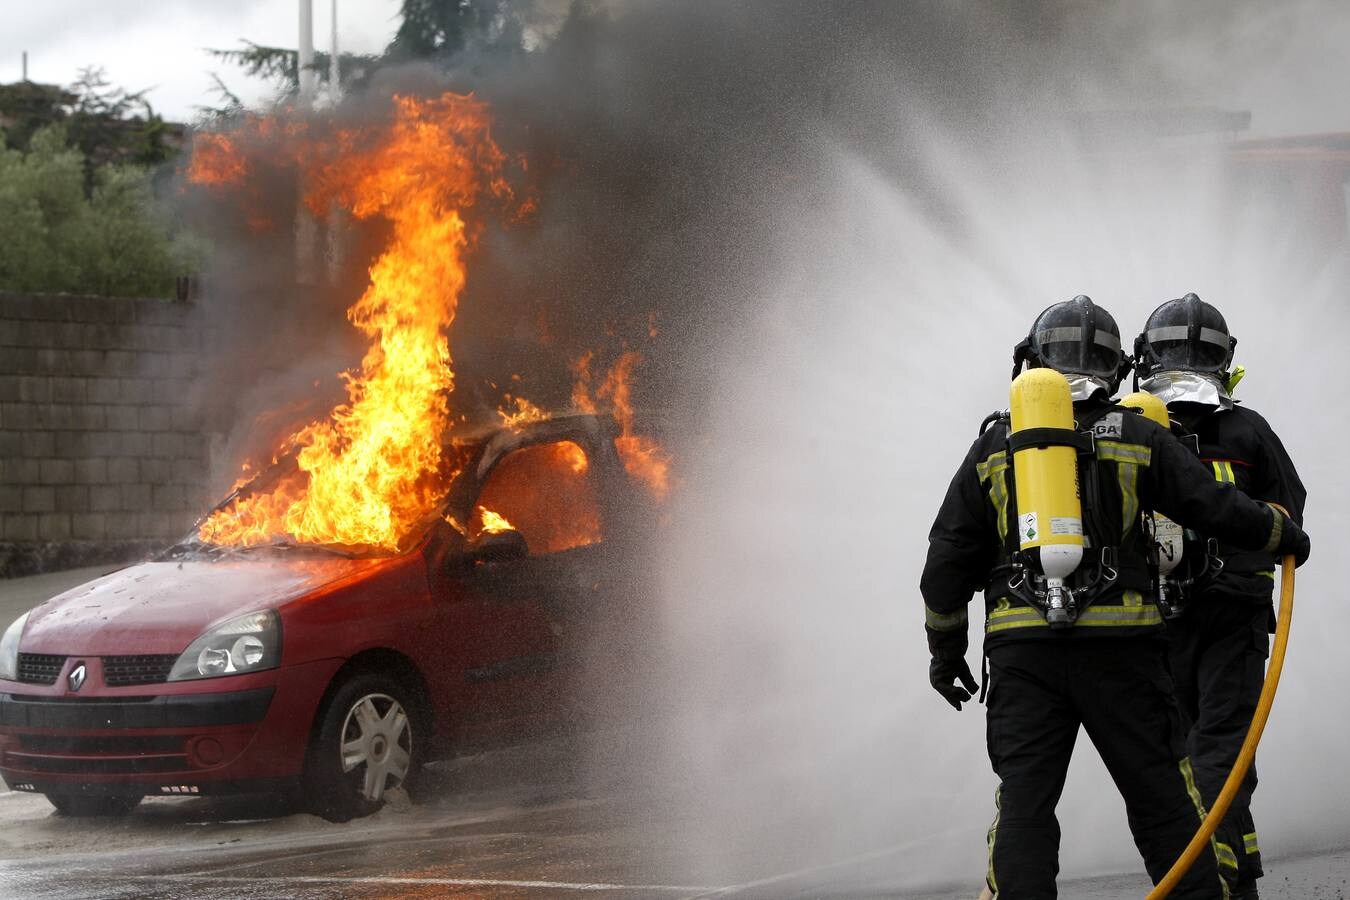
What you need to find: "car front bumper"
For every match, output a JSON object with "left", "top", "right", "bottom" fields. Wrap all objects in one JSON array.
[{"left": 0, "top": 657, "right": 343, "bottom": 797}]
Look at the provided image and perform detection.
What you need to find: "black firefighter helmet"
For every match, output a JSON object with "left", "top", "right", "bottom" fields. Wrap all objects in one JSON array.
[
  {"left": 1012, "top": 295, "right": 1130, "bottom": 393},
  {"left": 1133, "top": 293, "right": 1236, "bottom": 382}
]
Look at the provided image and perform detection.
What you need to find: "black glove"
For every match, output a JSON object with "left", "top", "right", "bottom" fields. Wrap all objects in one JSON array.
[
  {"left": 1275, "top": 512, "right": 1311, "bottom": 568},
  {"left": 929, "top": 654, "right": 979, "bottom": 711}
]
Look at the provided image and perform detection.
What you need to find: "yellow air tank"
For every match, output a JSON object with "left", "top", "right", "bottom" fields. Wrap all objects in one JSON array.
[
  {"left": 1121, "top": 391, "right": 1184, "bottom": 577},
  {"left": 1121, "top": 390, "right": 1169, "bottom": 428},
  {"left": 1010, "top": 368, "right": 1084, "bottom": 626}
]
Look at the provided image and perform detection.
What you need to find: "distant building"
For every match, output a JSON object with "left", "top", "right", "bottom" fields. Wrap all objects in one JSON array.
[{"left": 1229, "top": 132, "right": 1350, "bottom": 251}]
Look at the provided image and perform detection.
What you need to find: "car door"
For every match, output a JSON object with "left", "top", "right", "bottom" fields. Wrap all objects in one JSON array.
[{"left": 431, "top": 435, "right": 609, "bottom": 742}]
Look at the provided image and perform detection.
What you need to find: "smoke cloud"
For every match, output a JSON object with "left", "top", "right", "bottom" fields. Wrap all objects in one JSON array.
[
  {"left": 484, "top": 0, "right": 1345, "bottom": 892},
  {"left": 180, "top": 0, "right": 1349, "bottom": 891}
]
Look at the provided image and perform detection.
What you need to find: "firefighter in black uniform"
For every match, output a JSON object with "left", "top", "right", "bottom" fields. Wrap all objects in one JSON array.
[
  {"left": 1133, "top": 294, "right": 1306, "bottom": 900},
  {"left": 921, "top": 296, "right": 1310, "bottom": 900}
]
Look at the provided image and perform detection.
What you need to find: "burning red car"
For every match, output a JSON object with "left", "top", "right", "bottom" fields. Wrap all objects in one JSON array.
[{"left": 0, "top": 414, "right": 652, "bottom": 820}]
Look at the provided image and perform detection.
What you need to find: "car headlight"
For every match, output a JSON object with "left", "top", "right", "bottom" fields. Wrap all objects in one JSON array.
[
  {"left": 0, "top": 612, "right": 29, "bottom": 681},
  {"left": 167, "top": 610, "right": 281, "bottom": 681}
]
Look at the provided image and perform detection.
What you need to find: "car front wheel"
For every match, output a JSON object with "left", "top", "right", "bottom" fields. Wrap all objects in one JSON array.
[{"left": 304, "top": 672, "right": 420, "bottom": 822}]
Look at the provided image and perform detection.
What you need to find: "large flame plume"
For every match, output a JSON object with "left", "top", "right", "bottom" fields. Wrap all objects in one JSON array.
[{"left": 190, "top": 94, "right": 511, "bottom": 551}]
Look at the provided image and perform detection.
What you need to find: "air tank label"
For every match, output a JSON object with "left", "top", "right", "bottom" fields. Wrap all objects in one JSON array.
[
  {"left": 1091, "top": 412, "right": 1123, "bottom": 439},
  {"left": 1019, "top": 512, "right": 1039, "bottom": 544},
  {"left": 1050, "top": 516, "right": 1083, "bottom": 536}
]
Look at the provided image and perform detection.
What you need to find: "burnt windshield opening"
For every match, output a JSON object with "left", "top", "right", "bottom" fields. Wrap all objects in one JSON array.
[
  {"left": 165, "top": 440, "right": 479, "bottom": 562},
  {"left": 170, "top": 418, "right": 618, "bottom": 563}
]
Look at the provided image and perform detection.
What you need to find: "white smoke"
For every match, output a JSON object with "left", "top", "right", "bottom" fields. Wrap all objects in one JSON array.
[{"left": 637, "top": 2, "right": 1350, "bottom": 891}]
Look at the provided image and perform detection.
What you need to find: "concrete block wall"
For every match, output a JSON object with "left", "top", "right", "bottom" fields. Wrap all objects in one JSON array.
[{"left": 0, "top": 292, "right": 213, "bottom": 576}]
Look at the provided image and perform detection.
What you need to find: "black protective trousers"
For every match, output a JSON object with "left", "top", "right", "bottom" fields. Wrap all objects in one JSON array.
[
  {"left": 1169, "top": 596, "right": 1270, "bottom": 889},
  {"left": 984, "top": 639, "right": 1225, "bottom": 899}
]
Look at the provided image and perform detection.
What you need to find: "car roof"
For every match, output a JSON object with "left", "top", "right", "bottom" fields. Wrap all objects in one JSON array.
[{"left": 469, "top": 413, "right": 620, "bottom": 480}]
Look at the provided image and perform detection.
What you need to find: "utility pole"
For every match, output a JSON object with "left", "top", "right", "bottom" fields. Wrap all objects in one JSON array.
[
  {"left": 325, "top": 0, "right": 345, "bottom": 284},
  {"left": 22, "top": 51, "right": 28, "bottom": 81},
  {"left": 329, "top": 0, "right": 341, "bottom": 104},
  {"left": 296, "top": 0, "right": 318, "bottom": 284},
  {"left": 298, "top": 0, "right": 316, "bottom": 104}
]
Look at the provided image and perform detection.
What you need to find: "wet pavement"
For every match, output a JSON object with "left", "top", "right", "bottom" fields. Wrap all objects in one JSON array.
[
  {"left": 1, "top": 761, "right": 1346, "bottom": 900},
  {"left": 0, "top": 748, "right": 971, "bottom": 900},
  {"left": 2, "top": 569, "right": 1347, "bottom": 899}
]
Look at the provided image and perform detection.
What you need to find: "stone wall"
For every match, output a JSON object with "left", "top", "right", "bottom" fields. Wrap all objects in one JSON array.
[{"left": 0, "top": 292, "right": 212, "bottom": 576}]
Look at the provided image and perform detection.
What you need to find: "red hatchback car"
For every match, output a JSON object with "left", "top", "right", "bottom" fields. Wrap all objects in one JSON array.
[{"left": 0, "top": 414, "right": 651, "bottom": 820}]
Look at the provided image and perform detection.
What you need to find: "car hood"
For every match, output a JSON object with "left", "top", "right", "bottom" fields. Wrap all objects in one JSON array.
[{"left": 21, "top": 556, "right": 392, "bottom": 655}]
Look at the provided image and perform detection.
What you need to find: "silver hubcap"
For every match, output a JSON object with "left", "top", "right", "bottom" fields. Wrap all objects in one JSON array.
[{"left": 339, "top": 692, "right": 412, "bottom": 802}]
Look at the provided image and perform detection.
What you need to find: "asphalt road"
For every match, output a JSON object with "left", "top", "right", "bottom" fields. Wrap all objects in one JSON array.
[
  {"left": 0, "top": 771, "right": 1346, "bottom": 900},
  {"left": 1, "top": 569, "right": 1346, "bottom": 899}
]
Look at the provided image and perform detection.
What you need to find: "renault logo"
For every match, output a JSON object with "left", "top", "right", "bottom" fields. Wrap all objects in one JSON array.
[{"left": 68, "top": 663, "right": 87, "bottom": 693}]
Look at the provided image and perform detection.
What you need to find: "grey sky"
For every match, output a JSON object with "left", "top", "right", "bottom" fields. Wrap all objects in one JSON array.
[
  {"left": 4, "top": 1, "right": 1350, "bottom": 136},
  {"left": 2, "top": 0, "right": 401, "bottom": 122}
]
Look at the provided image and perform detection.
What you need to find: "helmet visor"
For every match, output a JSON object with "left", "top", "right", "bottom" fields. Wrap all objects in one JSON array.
[
  {"left": 1033, "top": 326, "right": 1123, "bottom": 378},
  {"left": 1144, "top": 325, "right": 1230, "bottom": 373}
]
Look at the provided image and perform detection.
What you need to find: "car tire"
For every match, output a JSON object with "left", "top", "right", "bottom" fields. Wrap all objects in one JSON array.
[
  {"left": 303, "top": 671, "right": 421, "bottom": 823},
  {"left": 45, "top": 793, "right": 142, "bottom": 817}
]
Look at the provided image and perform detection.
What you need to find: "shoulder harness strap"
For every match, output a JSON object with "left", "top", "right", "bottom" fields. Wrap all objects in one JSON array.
[
  {"left": 1007, "top": 427, "right": 1094, "bottom": 455},
  {"left": 978, "top": 410, "right": 1007, "bottom": 436}
]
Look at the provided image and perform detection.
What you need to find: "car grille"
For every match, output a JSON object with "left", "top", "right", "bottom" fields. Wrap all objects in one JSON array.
[
  {"left": 4, "top": 751, "right": 190, "bottom": 775},
  {"left": 20, "top": 734, "right": 185, "bottom": 755},
  {"left": 102, "top": 655, "right": 177, "bottom": 687},
  {"left": 16, "top": 654, "right": 65, "bottom": 685},
  {"left": 7, "top": 732, "right": 191, "bottom": 777}
]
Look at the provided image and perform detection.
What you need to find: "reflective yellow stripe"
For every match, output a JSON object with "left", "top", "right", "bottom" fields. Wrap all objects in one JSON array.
[
  {"left": 1075, "top": 603, "right": 1162, "bottom": 628},
  {"left": 1211, "top": 460, "right": 1236, "bottom": 484},
  {"left": 1098, "top": 440, "right": 1149, "bottom": 539},
  {"left": 1117, "top": 463, "right": 1140, "bottom": 539},
  {"left": 1179, "top": 757, "right": 1233, "bottom": 897},
  {"left": 986, "top": 606, "right": 1047, "bottom": 633},
  {"left": 975, "top": 452, "right": 1007, "bottom": 482},
  {"left": 1180, "top": 757, "right": 1206, "bottom": 819},
  {"left": 985, "top": 596, "right": 1161, "bottom": 633},
  {"left": 1257, "top": 570, "right": 1275, "bottom": 580},
  {"left": 976, "top": 451, "right": 1011, "bottom": 543},
  {"left": 926, "top": 605, "right": 968, "bottom": 631},
  {"left": 1215, "top": 841, "right": 1239, "bottom": 871},
  {"left": 1243, "top": 832, "right": 1259, "bottom": 855},
  {"left": 1262, "top": 503, "right": 1283, "bottom": 553},
  {"left": 1097, "top": 440, "right": 1152, "bottom": 466},
  {"left": 986, "top": 786, "right": 1001, "bottom": 896}
]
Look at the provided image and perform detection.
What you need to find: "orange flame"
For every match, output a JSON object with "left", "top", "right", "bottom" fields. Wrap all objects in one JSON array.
[
  {"left": 193, "top": 94, "right": 510, "bottom": 551},
  {"left": 473, "top": 441, "right": 600, "bottom": 554},
  {"left": 557, "top": 439, "right": 590, "bottom": 474},
  {"left": 497, "top": 395, "right": 550, "bottom": 430},
  {"left": 573, "top": 351, "right": 672, "bottom": 502},
  {"left": 478, "top": 507, "right": 515, "bottom": 534},
  {"left": 186, "top": 132, "right": 248, "bottom": 186}
]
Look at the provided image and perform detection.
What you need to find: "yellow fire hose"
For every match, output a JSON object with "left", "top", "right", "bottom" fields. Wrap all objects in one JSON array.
[{"left": 1146, "top": 542, "right": 1297, "bottom": 898}]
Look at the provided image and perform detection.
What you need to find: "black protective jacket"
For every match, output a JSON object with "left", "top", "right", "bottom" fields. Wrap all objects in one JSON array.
[
  {"left": 921, "top": 398, "right": 1286, "bottom": 654},
  {"left": 1169, "top": 402, "right": 1307, "bottom": 604}
]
